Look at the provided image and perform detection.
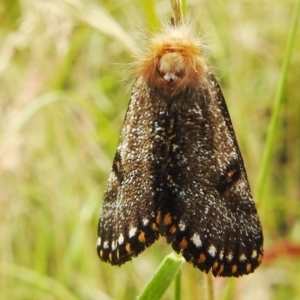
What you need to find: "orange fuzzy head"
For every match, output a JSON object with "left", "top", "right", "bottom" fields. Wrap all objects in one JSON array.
[{"left": 136, "top": 23, "right": 209, "bottom": 99}]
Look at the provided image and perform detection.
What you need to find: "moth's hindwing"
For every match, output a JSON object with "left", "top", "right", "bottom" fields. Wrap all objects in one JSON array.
[
  {"left": 97, "top": 79, "right": 168, "bottom": 265},
  {"left": 159, "top": 74, "right": 263, "bottom": 277}
]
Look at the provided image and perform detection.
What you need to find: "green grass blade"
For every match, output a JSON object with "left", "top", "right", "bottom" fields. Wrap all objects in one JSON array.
[
  {"left": 174, "top": 269, "right": 181, "bottom": 300},
  {"left": 137, "top": 253, "right": 185, "bottom": 300},
  {"left": 256, "top": 0, "right": 300, "bottom": 202},
  {"left": 181, "top": 0, "right": 186, "bottom": 18},
  {"left": 222, "top": 278, "right": 234, "bottom": 300},
  {"left": 0, "top": 263, "right": 80, "bottom": 300},
  {"left": 207, "top": 272, "right": 215, "bottom": 300},
  {"left": 142, "top": 0, "right": 159, "bottom": 31}
]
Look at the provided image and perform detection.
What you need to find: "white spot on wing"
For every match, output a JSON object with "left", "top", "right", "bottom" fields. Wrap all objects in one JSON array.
[
  {"left": 142, "top": 218, "right": 149, "bottom": 226},
  {"left": 251, "top": 250, "right": 257, "bottom": 259},
  {"left": 239, "top": 253, "right": 247, "bottom": 262},
  {"left": 103, "top": 241, "right": 109, "bottom": 249},
  {"left": 191, "top": 233, "right": 202, "bottom": 247},
  {"left": 111, "top": 240, "right": 117, "bottom": 251},
  {"left": 208, "top": 245, "right": 217, "bottom": 257},
  {"left": 219, "top": 250, "right": 224, "bottom": 260},
  {"left": 129, "top": 227, "right": 137, "bottom": 238},
  {"left": 178, "top": 220, "right": 186, "bottom": 231},
  {"left": 97, "top": 237, "right": 101, "bottom": 246},
  {"left": 118, "top": 234, "right": 124, "bottom": 245},
  {"left": 226, "top": 252, "right": 233, "bottom": 262}
]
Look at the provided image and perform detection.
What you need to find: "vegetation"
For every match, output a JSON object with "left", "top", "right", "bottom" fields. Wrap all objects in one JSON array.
[{"left": 0, "top": 0, "right": 299, "bottom": 299}]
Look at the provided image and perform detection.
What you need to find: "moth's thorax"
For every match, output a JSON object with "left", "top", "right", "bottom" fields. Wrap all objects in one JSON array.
[{"left": 137, "top": 24, "right": 209, "bottom": 99}]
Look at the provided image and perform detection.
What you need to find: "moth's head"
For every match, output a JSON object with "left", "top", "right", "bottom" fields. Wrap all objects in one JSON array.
[
  {"left": 158, "top": 51, "right": 185, "bottom": 83},
  {"left": 136, "top": 23, "right": 210, "bottom": 99}
]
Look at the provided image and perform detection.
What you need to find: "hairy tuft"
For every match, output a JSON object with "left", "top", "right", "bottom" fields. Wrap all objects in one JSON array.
[{"left": 134, "top": 23, "right": 210, "bottom": 99}]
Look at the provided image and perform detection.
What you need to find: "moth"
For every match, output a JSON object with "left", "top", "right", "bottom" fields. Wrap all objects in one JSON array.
[{"left": 97, "top": 22, "right": 263, "bottom": 277}]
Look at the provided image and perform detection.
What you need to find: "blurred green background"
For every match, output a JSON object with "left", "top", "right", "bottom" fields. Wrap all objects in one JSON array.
[{"left": 0, "top": 0, "right": 299, "bottom": 299}]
